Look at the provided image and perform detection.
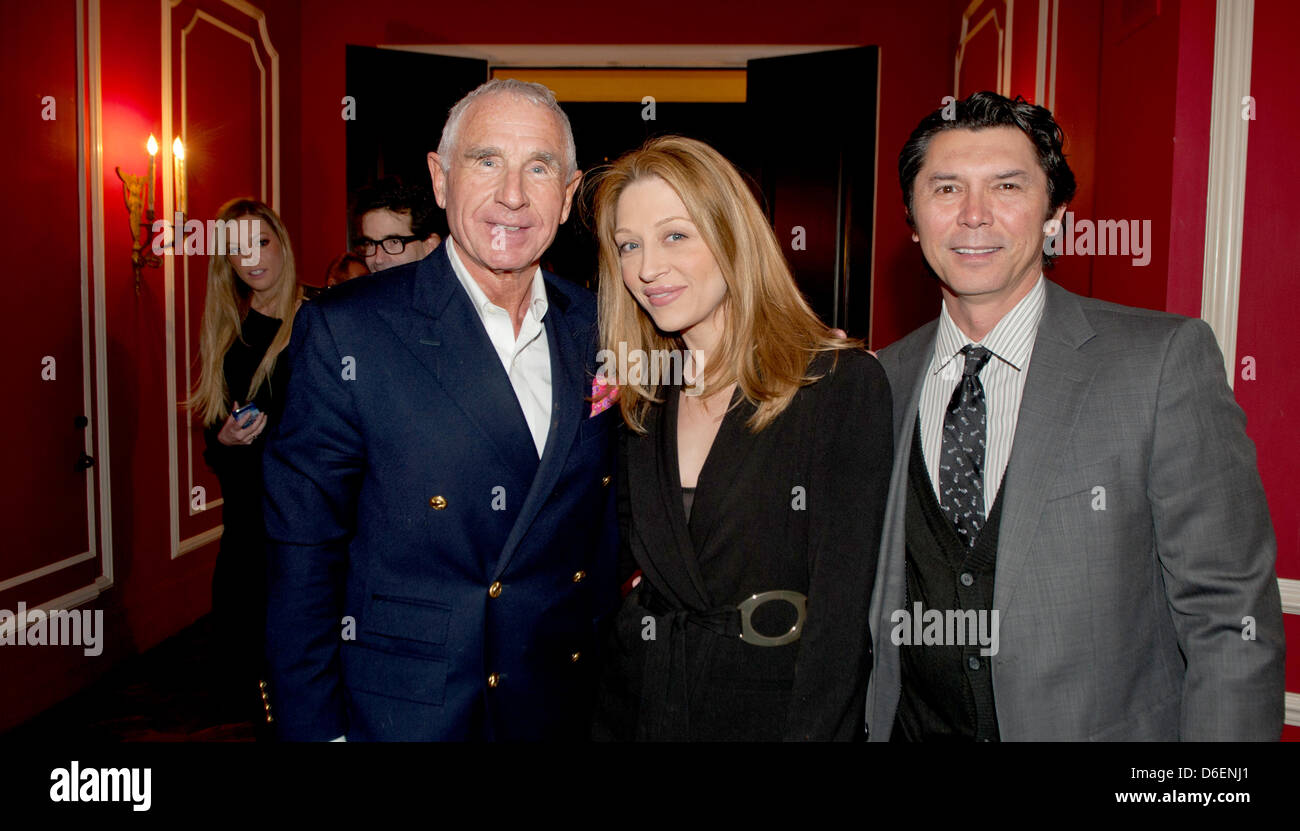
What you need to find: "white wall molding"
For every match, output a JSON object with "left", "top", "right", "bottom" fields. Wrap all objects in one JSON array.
[
  {"left": 0, "top": 576, "right": 112, "bottom": 640},
  {"left": 224, "top": 0, "right": 279, "bottom": 209},
  {"left": 8, "top": 1, "right": 110, "bottom": 618},
  {"left": 163, "top": 0, "right": 276, "bottom": 557},
  {"left": 1033, "top": 0, "right": 1060, "bottom": 110},
  {"left": 1200, "top": 0, "right": 1253, "bottom": 386},
  {"left": 177, "top": 7, "right": 269, "bottom": 524},
  {"left": 392, "top": 44, "right": 853, "bottom": 68},
  {"left": 1034, "top": 0, "right": 1048, "bottom": 103},
  {"left": 89, "top": 0, "right": 112, "bottom": 590},
  {"left": 1277, "top": 577, "right": 1296, "bottom": 728},
  {"left": 10, "top": 0, "right": 109, "bottom": 600},
  {"left": 33, "top": 0, "right": 118, "bottom": 608},
  {"left": 1047, "top": 0, "right": 1059, "bottom": 111},
  {"left": 0, "top": 551, "right": 97, "bottom": 595},
  {"left": 161, "top": 0, "right": 180, "bottom": 558},
  {"left": 178, "top": 524, "right": 223, "bottom": 555},
  {"left": 954, "top": 0, "right": 1013, "bottom": 97},
  {"left": 182, "top": 10, "right": 268, "bottom": 200},
  {"left": 1278, "top": 577, "right": 1300, "bottom": 615}
]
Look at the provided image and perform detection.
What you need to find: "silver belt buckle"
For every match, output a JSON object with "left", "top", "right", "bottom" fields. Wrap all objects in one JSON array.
[{"left": 736, "top": 590, "right": 807, "bottom": 647}]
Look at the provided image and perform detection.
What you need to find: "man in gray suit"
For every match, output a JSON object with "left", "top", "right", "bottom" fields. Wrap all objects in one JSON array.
[{"left": 865, "top": 92, "right": 1284, "bottom": 741}]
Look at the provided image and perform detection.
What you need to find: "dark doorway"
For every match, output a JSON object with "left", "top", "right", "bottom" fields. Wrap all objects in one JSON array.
[
  {"left": 344, "top": 46, "right": 487, "bottom": 248},
  {"left": 548, "top": 101, "right": 754, "bottom": 292},
  {"left": 343, "top": 48, "right": 879, "bottom": 337},
  {"left": 747, "top": 46, "right": 879, "bottom": 337}
]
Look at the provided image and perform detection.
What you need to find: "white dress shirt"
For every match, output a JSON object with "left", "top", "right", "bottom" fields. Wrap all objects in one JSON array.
[
  {"left": 445, "top": 237, "right": 552, "bottom": 457},
  {"left": 918, "top": 275, "right": 1046, "bottom": 516}
]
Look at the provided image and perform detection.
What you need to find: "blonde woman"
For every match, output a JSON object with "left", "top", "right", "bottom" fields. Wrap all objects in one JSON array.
[
  {"left": 188, "top": 197, "right": 307, "bottom": 733},
  {"left": 588, "top": 136, "right": 894, "bottom": 741}
]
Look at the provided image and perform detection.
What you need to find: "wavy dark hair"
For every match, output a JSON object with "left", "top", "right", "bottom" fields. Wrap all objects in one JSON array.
[
  {"left": 898, "top": 91, "right": 1077, "bottom": 267},
  {"left": 352, "top": 176, "right": 443, "bottom": 241}
]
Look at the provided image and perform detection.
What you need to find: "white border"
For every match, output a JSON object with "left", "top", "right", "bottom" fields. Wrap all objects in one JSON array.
[{"left": 1200, "top": 0, "right": 1253, "bottom": 387}]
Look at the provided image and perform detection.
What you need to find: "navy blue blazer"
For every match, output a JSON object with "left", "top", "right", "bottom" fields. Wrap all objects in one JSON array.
[{"left": 262, "top": 244, "right": 619, "bottom": 741}]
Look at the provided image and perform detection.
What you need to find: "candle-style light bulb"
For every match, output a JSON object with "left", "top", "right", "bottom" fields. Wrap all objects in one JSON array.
[
  {"left": 172, "top": 137, "right": 186, "bottom": 217},
  {"left": 146, "top": 134, "right": 158, "bottom": 215}
]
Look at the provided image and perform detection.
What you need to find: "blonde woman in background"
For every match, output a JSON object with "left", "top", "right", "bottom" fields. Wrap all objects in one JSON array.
[{"left": 188, "top": 197, "right": 309, "bottom": 736}]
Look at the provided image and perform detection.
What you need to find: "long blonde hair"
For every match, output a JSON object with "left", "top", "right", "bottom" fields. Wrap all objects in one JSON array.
[
  {"left": 588, "top": 135, "right": 855, "bottom": 433},
  {"left": 187, "top": 198, "right": 301, "bottom": 426}
]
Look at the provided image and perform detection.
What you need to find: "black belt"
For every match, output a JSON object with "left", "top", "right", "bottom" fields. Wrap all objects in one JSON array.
[
  {"left": 638, "top": 584, "right": 807, "bottom": 647},
  {"left": 635, "top": 583, "right": 808, "bottom": 740}
]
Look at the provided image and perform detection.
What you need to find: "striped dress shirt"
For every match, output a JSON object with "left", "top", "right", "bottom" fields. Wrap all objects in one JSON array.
[{"left": 918, "top": 275, "right": 1046, "bottom": 517}]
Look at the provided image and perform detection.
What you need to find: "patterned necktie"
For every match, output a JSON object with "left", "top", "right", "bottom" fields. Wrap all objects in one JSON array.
[{"left": 939, "top": 345, "right": 994, "bottom": 545}]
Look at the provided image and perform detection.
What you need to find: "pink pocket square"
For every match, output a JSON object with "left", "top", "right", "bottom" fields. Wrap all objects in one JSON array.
[{"left": 589, "top": 376, "right": 619, "bottom": 417}]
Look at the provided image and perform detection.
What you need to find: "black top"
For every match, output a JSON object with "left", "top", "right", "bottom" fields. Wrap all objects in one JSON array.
[
  {"left": 202, "top": 308, "right": 288, "bottom": 526},
  {"left": 593, "top": 349, "right": 893, "bottom": 741},
  {"left": 894, "top": 421, "right": 1003, "bottom": 742},
  {"left": 202, "top": 306, "right": 292, "bottom": 696}
]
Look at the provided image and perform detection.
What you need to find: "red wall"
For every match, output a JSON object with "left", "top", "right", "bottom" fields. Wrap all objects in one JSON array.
[{"left": 1235, "top": 0, "right": 1300, "bottom": 739}]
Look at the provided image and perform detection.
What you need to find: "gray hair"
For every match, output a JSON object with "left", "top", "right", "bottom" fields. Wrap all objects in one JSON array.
[{"left": 436, "top": 79, "right": 577, "bottom": 179}]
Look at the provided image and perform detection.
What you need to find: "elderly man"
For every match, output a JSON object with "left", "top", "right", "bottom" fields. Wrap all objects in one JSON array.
[
  {"left": 264, "top": 80, "right": 619, "bottom": 741},
  {"left": 866, "top": 91, "right": 1284, "bottom": 741}
]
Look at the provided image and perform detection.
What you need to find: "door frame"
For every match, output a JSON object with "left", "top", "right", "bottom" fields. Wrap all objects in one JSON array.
[{"left": 387, "top": 42, "right": 880, "bottom": 343}]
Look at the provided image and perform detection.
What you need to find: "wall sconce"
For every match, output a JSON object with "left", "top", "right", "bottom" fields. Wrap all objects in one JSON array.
[{"left": 114, "top": 134, "right": 161, "bottom": 294}]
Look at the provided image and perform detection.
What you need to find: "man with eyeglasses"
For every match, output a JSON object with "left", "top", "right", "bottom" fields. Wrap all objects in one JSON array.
[{"left": 354, "top": 177, "right": 443, "bottom": 272}]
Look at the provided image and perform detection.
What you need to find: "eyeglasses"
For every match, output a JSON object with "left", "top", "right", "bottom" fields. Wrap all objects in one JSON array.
[{"left": 359, "top": 235, "right": 419, "bottom": 256}]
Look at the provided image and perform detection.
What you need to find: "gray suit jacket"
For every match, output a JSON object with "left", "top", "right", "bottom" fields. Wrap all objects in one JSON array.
[{"left": 865, "top": 280, "right": 1285, "bottom": 740}]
